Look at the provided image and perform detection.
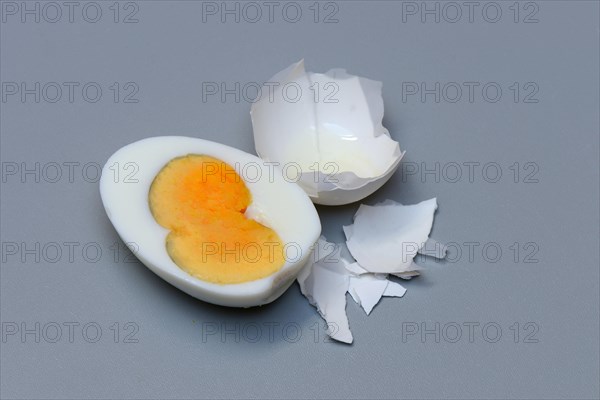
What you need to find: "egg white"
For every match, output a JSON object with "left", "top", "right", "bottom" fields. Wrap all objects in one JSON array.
[{"left": 100, "top": 136, "right": 321, "bottom": 307}]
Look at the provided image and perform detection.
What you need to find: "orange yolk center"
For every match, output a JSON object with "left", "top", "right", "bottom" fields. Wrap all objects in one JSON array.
[{"left": 149, "top": 154, "right": 285, "bottom": 284}]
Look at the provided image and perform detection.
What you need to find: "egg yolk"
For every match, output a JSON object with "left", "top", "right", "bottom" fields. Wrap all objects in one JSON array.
[{"left": 149, "top": 155, "right": 285, "bottom": 284}]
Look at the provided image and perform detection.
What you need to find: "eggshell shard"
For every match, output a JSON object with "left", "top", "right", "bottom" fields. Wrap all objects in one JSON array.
[
  {"left": 251, "top": 60, "right": 404, "bottom": 205},
  {"left": 345, "top": 198, "right": 439, "bottom": 274},
  {"left": 345, "top": 260, "right": 420, "bottom": 280},
  {"left": 348, "top": 275, "right": 387, "bottom": 315},
  {"left": 297, "top": 236, "right": 409, "bottom": 343},
  {"left": 100, "top": 136, "right": 321, "bottom": 308},
  {"left": 297, "top": 238, "right": 353, "bottom": 343},
  {"left": 348, "top": 274, "right": 407, "bottom": 316}
]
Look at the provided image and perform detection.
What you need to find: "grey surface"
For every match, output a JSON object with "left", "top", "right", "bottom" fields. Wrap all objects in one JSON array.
[{"left": 1, "top": 1, "right": 599, "bottom": 399}]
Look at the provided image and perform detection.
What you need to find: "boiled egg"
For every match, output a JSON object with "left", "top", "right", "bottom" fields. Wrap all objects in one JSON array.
[{"left": 100, "top": 136, "right": 321, "bottom": 307}]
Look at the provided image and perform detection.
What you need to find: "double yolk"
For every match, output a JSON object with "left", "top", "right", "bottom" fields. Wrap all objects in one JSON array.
[{"left": 149, "top": 155, "right": 285, "bottom": 284}]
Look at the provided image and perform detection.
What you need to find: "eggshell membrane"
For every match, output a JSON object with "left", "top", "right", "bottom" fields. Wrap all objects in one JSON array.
[
  {"left": 100, "top": 136, "right": 321, "bottom": 307},
  {"left": 251, "top": 60, "right": 405, "bottom": 205}
]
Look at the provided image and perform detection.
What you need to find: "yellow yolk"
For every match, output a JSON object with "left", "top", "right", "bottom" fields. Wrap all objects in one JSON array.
[{"left": 149, "top": 155, "right": 285, "bottom": 284}]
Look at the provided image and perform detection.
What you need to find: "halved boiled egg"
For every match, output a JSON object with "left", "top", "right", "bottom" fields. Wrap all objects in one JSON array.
[{"left": 100, "top": 136, "right": 321, "bottom": 307}]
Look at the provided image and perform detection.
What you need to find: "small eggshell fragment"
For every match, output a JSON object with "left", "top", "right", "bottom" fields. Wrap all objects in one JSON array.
[
  {"left": 297, "top": 238, "right": 353, "bottom": 343},
  {"left": 348, "top": 274, "right": 389, "bottom": 316},
  {"left": 297, "top": 236, "right": 409, "bottom": 343},
  {"left": 345, "top": 198, "right": 439, "bottom": 274}
]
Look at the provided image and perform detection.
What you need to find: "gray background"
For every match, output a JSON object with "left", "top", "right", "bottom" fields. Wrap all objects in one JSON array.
[{"left": 1, "top": 1, "right": 599, "bottom": 399}]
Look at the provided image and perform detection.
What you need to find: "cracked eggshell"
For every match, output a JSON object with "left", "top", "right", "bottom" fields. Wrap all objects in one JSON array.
[
  {"left": 251, "top": 60, "right": 404, "bottom": 206},
  {"left": 100, "top": 136, "right": 321, "bottom": 308}
]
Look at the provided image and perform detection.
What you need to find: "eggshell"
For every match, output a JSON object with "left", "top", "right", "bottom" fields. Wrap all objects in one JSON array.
[
  {"left": 100, "top": 136, "right": 321, "bottom": 307},
  {"left": 297, "top": 237, "right": 354, "bottom": 343},
  {"left": 297, "top": 236, "right": 408, "bottom": 343},
  {"left": 298, "top": 198, "right": 448, "bottom": 342},
  {"left": 251, "top": 60, "right": 404, "bottom": 205},
  {"left": 345, "top": 198, "right": 439, "bottom": 274}
]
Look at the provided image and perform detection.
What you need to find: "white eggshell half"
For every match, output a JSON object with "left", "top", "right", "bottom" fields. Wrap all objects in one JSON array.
[
  {"left": 100, "top": 136, "right": 321, "bottom": 307},
  {"left": 251, "top": 60, "right": 404, "bottom": 205}
]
